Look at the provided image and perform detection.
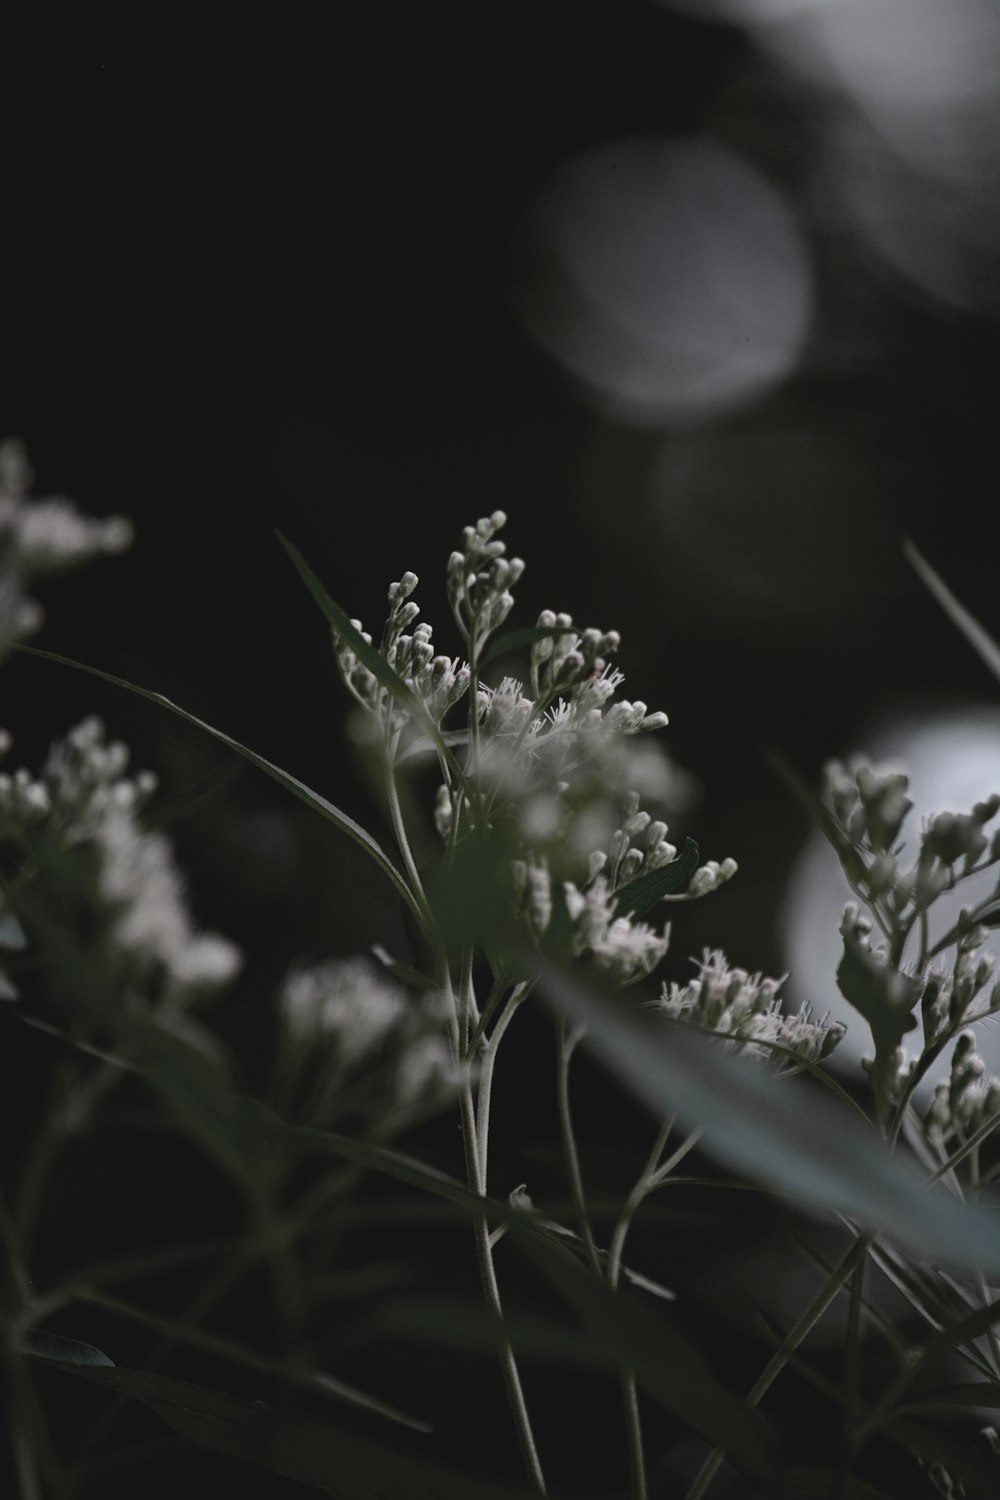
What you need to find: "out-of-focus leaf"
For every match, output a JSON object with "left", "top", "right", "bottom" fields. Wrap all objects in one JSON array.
[
  {"left": 885, "top": 1412, "right": 1000, "bottom": 1500},
  {"left": 538, "top": 961, "right": 1000, "bottom": 1274},
  {"left": 520, "top": 1234, "right": 773, "bottom": 1480},
  {"left": 375, "top": 1281, "right": 772, "bottom": 1483},
  {"left": 71, "top": 1287, "right": 431, "bottom": 1432},
  {"left": 480, "top": 624, "right": 575, "bottom": 667},
  {"left": 427, "top": 835, "right": 513, "bottom": 949},
  {"left": 752, "top": 1467, "right": 897, "bottom": 1500},
  {"left": 12, "top": 643, "right": 418, "bottom": 920},
  {"left": 615, "top": 838, "right": 700, "bottom": 918},
  {"left": 903, "top": 540, "right": 1000, "bottom": 686},
  {"left": 31, "top": 1361, "right": 531, "bottom": 1499},
  {"left": 0, "top": 904, "right": 27, "bottom": 950},
  {"left": 893, "top": 1382, "right": 1000, "bottom": 1416}
]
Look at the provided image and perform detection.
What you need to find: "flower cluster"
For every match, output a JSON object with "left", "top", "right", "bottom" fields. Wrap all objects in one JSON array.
[
  {"left": 924, "top": 1029, "right": 1000, "bottom": 1147},
  {"left": 273, "top": 956, "right": 456, "bottom": 1131},
  {"left": 656, "top": 949, "right": 846, "bottom": 1065},
  {"left": 333, "top": 568, "right": 470, "bottom": 736},
  {"left": 824, "top": 758, "right": 1000, "bottom": 917},
  {"left": 0, "top": 438, "right": 132, "bottom": 661},
  {"left": 447, "top": 510, "right": 524, "bottom": 652},
  {"left": 0, "top": 718, "right": 241, "bottom": 1006}
]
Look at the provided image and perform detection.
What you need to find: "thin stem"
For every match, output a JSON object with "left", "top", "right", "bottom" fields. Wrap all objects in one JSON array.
[
  {"left": 456, "top": 1066, "right": 547, "bottom": 1494},
  {"left": 476, "top": 985, "right": 528, "bottom": 1191},
  {"left": 620, "top": 1370, "right": 647, "bottom": 1500},
  {"left": 686, "top": 1235, "right": 867, "bottom": 1500},
  {"left": 555, "top": 1022, "right": 602, "bottom": 1278},
  {"left": 836, "top": 1233, "right": 870, "bottom": 1499},
  {"left": 382, "top": 740, "right": 432, "bottom": 928},
  {"left": 606, "top": 1116, "right": 674, "bottom": 1500},
  {"left": 607, "top": 1118, "right": 675, "bottom": 1291}
]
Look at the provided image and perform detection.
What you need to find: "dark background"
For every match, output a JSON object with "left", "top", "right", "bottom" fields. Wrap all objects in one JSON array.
[{"left": 4, "top": 8, "right": 1000, "bottom": 1496}]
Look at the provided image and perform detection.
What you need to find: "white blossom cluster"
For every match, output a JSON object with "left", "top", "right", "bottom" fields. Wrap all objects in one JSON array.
[
  {"left": 656, "top": 949, "right": 846, "bottom": 1065},
  {"left": 447, "top": 510, "right": 524, "bottom": 652},
  {"left": 274, "top": 956, "right": 456, "bottom": 1130},
  {"left": 333, "top": 567, "right": 471, "bottom": 737},
  {"left": 0, "top": 718, "right": 241, "bottom": 1006},
  {"left": 333, "top": 514, "right": 731, "bottom": 975},
  {"left": 824, "top": 758, "right": 1000, "bottom": 916},
  {"left": 924, "top": 1029, "right": 1000, "bottom": 1146},
  {"left": 0, "top": 438, "right": 133, "bottom": 661},
  {"left": 920, "top": 922, "right": 1000, "bottom": 1046},
  {"left": 511, "top": 856, "right": 671, "bottom": 987}
]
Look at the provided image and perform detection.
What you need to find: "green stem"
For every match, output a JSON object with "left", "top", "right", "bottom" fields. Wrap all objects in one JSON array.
[
  {"left": 606, "top": 1116, "right": 674, "bottom": 1500},
  {"left": 476, "top": 985, "right": 528, "bottom": 1191},
  {"left": 457, "top": 1065, "right": 547, "bottom": 1494},
  {"left": 555, "top": 1022, "right": 602, "bottom": 1279},
  {"left": 686, "top": 1236, "right": 867, "bottom": 1500},
  {"left": 607, "top": 1118, "right": 675, "bottom": 1291},
  {"left": 836, "top": 1233, "right": 871, "bottom": 1499}
]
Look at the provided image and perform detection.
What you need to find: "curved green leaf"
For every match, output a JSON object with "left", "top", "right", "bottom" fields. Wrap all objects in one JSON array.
[
  {"left": 615, "top": 837, "right": 700, "bottom": 918},
  {"left": 12, "top": 642, "right": 419, "bottom": 921},
  {"left": 14, "top": 1326, "right": 114, "bottom": 1367}
]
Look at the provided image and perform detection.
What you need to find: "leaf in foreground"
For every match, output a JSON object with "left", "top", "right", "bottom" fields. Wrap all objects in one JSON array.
[
  {"left": 539, "top": 962, "right": 1000, "bottom": 1275},
  {"left": 29, "top": 1358, "right": 532, "bottom": 1500}
]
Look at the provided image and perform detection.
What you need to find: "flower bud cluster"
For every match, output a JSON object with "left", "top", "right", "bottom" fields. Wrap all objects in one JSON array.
[
  {"left": 447, "top": 511, "right": 525, "bottom": 650},
  {"left": 0, "top": 438, "right": 132, "bottom": 661},
  {"left": 510, "top": 858, "right": 671, "bottom": 986},
  {"left": 530, "top": 610, "right": 623, "bottom": 704},
  {"left": 332, "top": 569, "right": 471, "bottom": 732},
  {"left": 274, "top": 956, "right": 456, "bottom": 1130},
  {"left": 588, "top": 791, "right": 678, "bottom": 893},
  {"left": 824, "top": 759, "right": 1000, "bottom": 920},
  {"left": 924, "top": 1029, "right": 1000, "bottom": 1145},
  {"left": 657, "top": 949, "right": 846, "bottom": 1065},
  {"left": 0, "top": 719, "right": 241, "bottom": 1007},
  {"left": 919, "top": 924, "right": 1000, "bottom": 1047}
]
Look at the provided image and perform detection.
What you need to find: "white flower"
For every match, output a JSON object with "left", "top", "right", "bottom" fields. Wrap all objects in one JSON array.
[
  {"left": 0, "top": 439, "right": 133, "bottom": 661},
  {"left": 657, "top": 949, "right": 845, "bottom": 1065}
]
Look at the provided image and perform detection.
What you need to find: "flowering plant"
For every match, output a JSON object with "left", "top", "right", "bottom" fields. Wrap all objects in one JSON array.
[{"left": 4, "top": 456, "right": 1000, "bottom": 1500}]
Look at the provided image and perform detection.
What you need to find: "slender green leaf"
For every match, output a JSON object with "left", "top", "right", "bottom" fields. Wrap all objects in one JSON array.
[
  {"left": 11, "top": 643, "right": 417, "bottom": 918},
  {"left": 32, "top": 1361, "right": 531, "bottom": 1499},
  {"left": 903, "top": 539, "right": 1000, "bottom": 685},
  {"left": 277, "top": 532, "right": 462, "bottom": 784},
  {"left": 14, "top": 1326, "right": 114, "bottom": 1366},
  {"left": 538, "top": 961, "right": 1000, "bottom": 1274},
  {"left": 767, "top": 748, "right": 869, "bottom": 888},
  {"left": 615, "top": 837, "right": 700, "bottom": 918}
]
